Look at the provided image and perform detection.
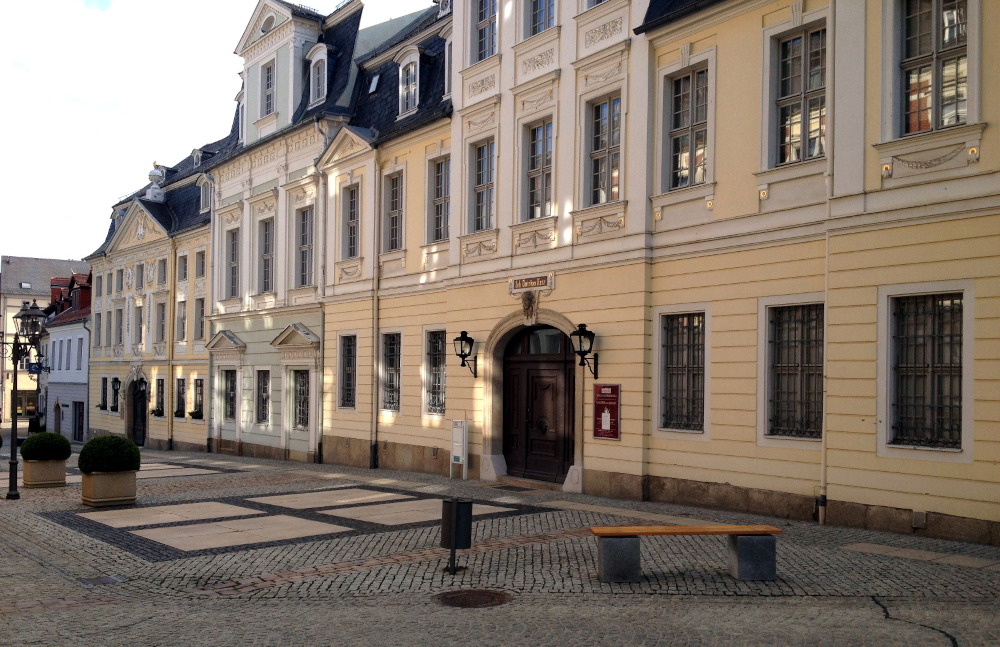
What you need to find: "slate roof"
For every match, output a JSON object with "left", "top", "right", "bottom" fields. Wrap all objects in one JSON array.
[
  {"left": 634, "top": 0, "right": 730, "bottom": 34},
  {"left": 0, "top": 257, "right": 88, "bottom": 298},
  {"left": 47, "top": 305, "right": 90, "bottom": 328}
]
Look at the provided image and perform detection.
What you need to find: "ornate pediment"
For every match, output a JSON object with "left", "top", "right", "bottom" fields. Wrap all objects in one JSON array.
[
  {"left": 318, "top": 126, "right": 375, "bottom": 168},
  {"left": 235, "top": 0, "right": 294, "bottom": 57},
  {"left": 206, "top": 330, "right": 247, "bottom": 351},
  {"left": 270, "top": 323, "right": 320, "bottom": 348},
  {"left": 106, "top": 201, "right": 170, "bottom": 255}
]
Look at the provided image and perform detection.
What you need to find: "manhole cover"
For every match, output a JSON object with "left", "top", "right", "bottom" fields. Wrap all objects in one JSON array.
[{"left": 435, "top": 590, "right": 513, "bottom": 608}]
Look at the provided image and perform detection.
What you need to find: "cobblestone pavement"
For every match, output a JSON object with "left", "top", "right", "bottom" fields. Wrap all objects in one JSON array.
[{"left": 1, "top": 442, "right": 998, "bottom": 646}]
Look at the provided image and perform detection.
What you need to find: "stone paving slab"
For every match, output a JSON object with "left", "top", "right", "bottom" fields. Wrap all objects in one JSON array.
[
  {"left": 248, "top": 488, "right": 412, "bottom": 509},
  {"left": 80, "top": 502, "right": 264, "bottom": 528},
  {"left": 131, "top": 514, "right": 353, "bottom": 551}
]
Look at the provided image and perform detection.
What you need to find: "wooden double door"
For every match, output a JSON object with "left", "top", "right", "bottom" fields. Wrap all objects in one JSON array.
[{"left": 502, "top": 326, "right": 575, "bottom": 483}]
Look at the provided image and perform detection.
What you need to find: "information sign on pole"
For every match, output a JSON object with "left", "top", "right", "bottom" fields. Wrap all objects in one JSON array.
[{"left": 450, "top": 420, "right": 468, "bottom": 479}]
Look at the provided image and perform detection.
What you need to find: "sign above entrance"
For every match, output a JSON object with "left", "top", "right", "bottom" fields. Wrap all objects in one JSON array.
[
  {"left": 508, "top": 272, "right": 555, "bottom": 295},
  {"left": 593, "top": 384, "right": 621, "bottom": 440}
]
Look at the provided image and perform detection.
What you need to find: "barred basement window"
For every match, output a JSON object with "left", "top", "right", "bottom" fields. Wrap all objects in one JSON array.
[
  {"left": 256, "top": 370, "right": 270, "bottom": 423},
  {"left": 175, "top": 378, "right": 186, "bottom": 417},
  {"left": 223, "top": 370, "right": 237, "bottom": 421},
  {"left": 193, "top": 379, "right": 204, "bottom": 416},
  {"left": 661, "top": 313, "right": 705, "bottom": 431},
  {"left": 293, "top": 370, "right": 309, "bottom": 429},
  {"left": 426, "top": 331, "right": 446, "bottom": 415},
  {"left": 891, "top": 293, "right": 963, "bottom": 448},
  {"left": 340, "top": 336, "right": 357, "bottom": 408},
  {"left": 155, "top": 377, "right": 165, "bottom": 415},
  {"left": 382, "top": 333, "right": 401, "bottom": 412},
  {"left": 767, "top": 303, "right": 823, "bottom": 438}
]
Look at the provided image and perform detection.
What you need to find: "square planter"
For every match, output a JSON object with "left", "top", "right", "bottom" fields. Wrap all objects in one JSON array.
[
  {"left": 81, "top": 471, "right": 138, "bottom": 507},
  {"left": 23, "top": 460, "right": 68, "bottom": 488}
]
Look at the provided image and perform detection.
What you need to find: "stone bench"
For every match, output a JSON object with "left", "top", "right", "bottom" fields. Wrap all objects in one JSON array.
[{"left": 591, "top": 524, "right": 783, "bottom": 583}]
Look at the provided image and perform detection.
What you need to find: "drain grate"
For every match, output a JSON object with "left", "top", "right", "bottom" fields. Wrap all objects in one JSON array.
[
  {"left": 434, "top": 589, "right": 513, "bottom": 608},
  {"left": 78, "top": 574, "right": 129, "bottom": 586}
]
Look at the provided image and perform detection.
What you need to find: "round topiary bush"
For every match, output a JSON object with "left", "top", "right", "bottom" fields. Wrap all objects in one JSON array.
[
  {"left": 77, "top": 435, "right": 141, "bottom": 474},
  {"left": 20, "top": 432, "right": 72, "bottom": 461}
]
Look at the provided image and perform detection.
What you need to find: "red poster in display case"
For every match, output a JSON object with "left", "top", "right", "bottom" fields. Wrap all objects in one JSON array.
[{"left": 593, "top": 384, "right": 620, "bottom": 440}]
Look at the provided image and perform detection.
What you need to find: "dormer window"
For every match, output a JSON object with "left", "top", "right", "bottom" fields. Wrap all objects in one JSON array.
[
  {"left": 199, "top": 178, "right": 212, "bottom": 213},
  {"left": 311, "top": 59, "right": 326, "bottom": 103},
  {"left": 400, "top": 63, "right": 418, "bottom": 114},
  {"left": 261, "top": 60, "right": 275, "bottom": 117}
]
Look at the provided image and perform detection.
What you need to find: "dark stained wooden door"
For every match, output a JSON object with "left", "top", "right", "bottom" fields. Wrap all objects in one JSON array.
[
  {"left": 130, "top": 380, "right": 147, "bottom": 446},
  {"left": 503, "top": 326, "right": 574, "bottom": 483}
]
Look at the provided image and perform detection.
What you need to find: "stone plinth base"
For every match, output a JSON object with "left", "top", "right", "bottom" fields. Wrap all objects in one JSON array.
[
  {"left": 727, "top": 534, "right": 777, "bottom": 581},
  {"left": 597, "top": 536, "right": 641, "bottom": 583}
]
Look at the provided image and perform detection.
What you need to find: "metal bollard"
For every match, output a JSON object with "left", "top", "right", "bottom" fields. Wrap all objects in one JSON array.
[{"left": 441, "top": 498, "right": 472, "bottom": 574}]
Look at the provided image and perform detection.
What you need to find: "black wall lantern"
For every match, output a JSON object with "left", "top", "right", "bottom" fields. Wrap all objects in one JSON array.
[
  {"left": 453, "top": 331, "right": 478, "bottom": 378},
  {"left": 569, "top": 323, "right": 598, "bottom": 379}
]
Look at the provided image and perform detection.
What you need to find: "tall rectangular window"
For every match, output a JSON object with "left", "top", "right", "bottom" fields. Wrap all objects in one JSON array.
[
  {"left": 111, "top": 378, "right": 120, "bottom": 412},
  {"left": 176, "top": 300, "right": 187, "bottom": 341},
  {"left": 227, "top": 229, "right": 240, "bottom": 299},
  {"left": 777, "top": 28, "right": 826, "bottom": 164},
  {"left": 157, "top": 259, "right": 167, "bottom": 285},
  {"left": 134, "top": 305, "right": 144, "bottom": 345},
  {"left": 476, "top": 0, "right": 498, "bottom": 61},
  {"left": 385, "top": 174, "right": 403, "bottom": 252},
  {"left": 262, "top": 61, "right": 275, "bottom": 117},
  {"left": 768, "top": 304, "right": 824, "bottom": 439},
  {"left": 400, "top": 62, "right": 418, "bottom": 113},
  {"left": 155, "top": 377, "right": 165, "bottom": 415},
  {"left": 669, "top": 71, "right": 708, "bottom": 188},
  {"left": 94, "top": 313, "right": 102, "bottom": 347},
  {"left": 100, "top": 377, "right": 108, "bottom": 409},
  {"left": 194, "top": 298, "right": 205, "bottom": 340},
  {"left": 529, "top": 0, "right": 555, "bottom": 37},
  {"left": 344, "top": 185, "right": 359, "bottom": 259},
  {"left": 591, "top": 95, "right": 622, "bottom": 203},
  {"left": 426, "top": 331, "right": 446, "bottom": 415},
  {"left": 223, "top": 370, "right": 237, "bottom": 421},
  {"left": 114, "top": 308, "right": 123, "bottom": 345},
  {"left": 340, "top": 335, "right": 357, "bottom": 408},
  {"left": 890, "top": 293, "right": 962, "bottom": 448},
  {"left": 193, "top": 378, "right": 204, "bottom": 415},
  {"left": 256, "top": 370, "right": 270, "bottom": 424},
  {"left": 311, "top": 59, "right": 326, "bottom": 102},
  {"left": 526, "top": 119, "right": 553, "bottom": 219},
  {"left": 95, "top": 275, "right": 103, "bottom": 296},
  {"left": 177, "top": 255, "right": 188, "bottom": 282},
  {"left": 297, "top": 208, "right": 314, "bottom": 286},
  {"left": 431, "top": 157, "right": 450, "bottom": 242},
  {"left": 105, "top": 272, "right": 112, "bottom": 295},
  {"left": 195, "top": 250, "right": 206, "bottom": 278},
  {"left": 661, "top": 313, "right": 705, "bottom": 430},
  {"left": 200, "top": 182, "right": 212, "bottom": 212},
  {"left": 155, "top": 303, "right": 166, "bottom": 343},
  {"left": 175, "top": 378, "right": 186, "bottom": 417},
  {"left": 105, "top": 311, "right": 112, "bottom": 346},
  {"left": 136, "top": 263, "right": 144, "bottom": 288},
  {"left": 901, "top": 0, "right": 967, "bottom": 134},
  {"left": 259, "top": 218, "right": 274, "bottom": 293},
  {"left": 115, "top": 269, "right": 124, "bottom": 292},
  {"left": 77, "top": 337, "right": 83, "bottom": 370},
  {"left": 293, "top": 370, "right": 310, "bottom": 428},
  {"left": 474, "top": 140, "right": 495, "bottom": 231},
  {"left": 381, "top": 333, "right": 401, "bottom": 412}
]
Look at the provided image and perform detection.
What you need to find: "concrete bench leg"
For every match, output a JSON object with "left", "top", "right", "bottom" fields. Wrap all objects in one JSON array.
[
  {"left": 597, "top": 536, "right": 641, "bottom": 583},
  {"left": 727, "top": 534, "right": 777, "bottom": 581}
]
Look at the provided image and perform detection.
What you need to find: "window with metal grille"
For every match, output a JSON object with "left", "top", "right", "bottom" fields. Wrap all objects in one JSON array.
[
  {"left": 293, "top": 370, "right": 309, "bottom": 429},
  {"left": 527, "top": 119, "right": 553, "bottom": 220},
  {"left": 529, "top": 0, "right": 554, "bottom": 37},
  {"left": 193, "top": 379, "right": 204, "bottom": 415},
  {"left": 344, "top": 185, "right": 359, "bottom": 259},
  {"left": 431, "top": 158, "right": 450, "bottom": 242},
  {"left": 256, "top": 370, "right": 270, "bottom": 424},
  {"left": 669, "top": 70, "right": 707, "bottom": 189},
  {"left": 382, "top": 333, "right": 401, "bottom": 412},
  {"left": 661, "top": 313, "right": 705, "bottom": 430},
  {"left": 385, "top": 174, "right": 403, "bottom": 252},
  {"left": 400, "top": 62, "right": 418, "bottom": 113},
  {"left": 175, "top": 378, "right": 186, "bottom": 417},
  {"left": 340, "top": 335, "right": 357, "bottom": 408},
  {"left": 111, "top": 379, "right": 120, "bottom": 412},
  {"left": 260, "top": 219, "right": 273, "bottom": 293},
  {"left": 476, "top": 0, "right": 497, "bottom": 62},
  {"left": 262, "top": 61, "right": 275, "bottom": 116},
  {"left": 591, "top": 95, "right": 621, "bottom": 204},
  {"left": 155, "top": 377, "right": 164, "bottom": 414},
  {"left": 768, "top": 303, "right": 823, "bottom": 438},
  {"left": 426, "top": 331, "right": 446, "bottom": 414},
  {"left": 890, "top": 293, "right": 962, "bottom": 448},
  {"left": 227, "top": 229, "right": 240, "bottom": 299},
  {"left": 901, "top": 0, "right": 967, "bottom": 134},
  {"left": 100, "top": 377, "right": 108, "bottom": 409},
  {"left": 297, "top": 208, "right": 314, "bottom": 286},
  {"left": 777, "top": 27, "right": 826, "bottom": 164},
  {"left": 223, "top": 370, "right": 237, "bottom": 421},
  {"left": 474, "top": 140, "right": 495, "bottom": 231}
]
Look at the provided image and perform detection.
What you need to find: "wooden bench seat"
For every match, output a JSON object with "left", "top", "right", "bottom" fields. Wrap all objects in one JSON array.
[{"left": 591, "top": 524, "right": 783, "bottom": 583}]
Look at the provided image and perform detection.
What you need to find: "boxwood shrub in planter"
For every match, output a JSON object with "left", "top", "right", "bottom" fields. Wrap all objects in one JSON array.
[
  {"left": 78, "top": 435, "right": 141, "bottom": 507},
  {"left": 20, "top": 432, "right": 72, "bottom": 488}
]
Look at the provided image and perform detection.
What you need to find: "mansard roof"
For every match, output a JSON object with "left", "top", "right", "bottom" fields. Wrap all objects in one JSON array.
[
  {"left": 0, "top": 257, "right": 87, "bottom": 297},
  {"left": 634, "top": 0, "right": 730, "bottom": 34}
]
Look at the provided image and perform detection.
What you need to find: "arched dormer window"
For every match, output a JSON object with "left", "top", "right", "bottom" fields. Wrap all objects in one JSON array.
[
  {"left": 306, "top": 43, "right": 329, "bottom": 106},
  {"left": 394, "top": 46, "right": 421, "bottom": 118},
  {"left": 198, "top": 176, "right": 213, "bottom": 214}
]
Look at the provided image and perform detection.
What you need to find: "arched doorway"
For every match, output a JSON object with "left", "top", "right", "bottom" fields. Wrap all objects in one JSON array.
[
  {"left": 502, "top": 325, "right": 575, "bottom": 483},
  {"left": 128, "top": 379, "right": 148, "bottom": 446}
]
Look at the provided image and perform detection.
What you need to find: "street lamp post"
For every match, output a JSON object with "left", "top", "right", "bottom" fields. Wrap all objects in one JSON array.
[{"left": 4, "top": 300, "right": 46, "bottom": 500}]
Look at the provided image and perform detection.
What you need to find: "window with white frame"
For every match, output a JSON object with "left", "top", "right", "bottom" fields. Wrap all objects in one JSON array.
[
  {"left": 311, "top": 58, "right": 326, "bottom": 104},
  {"left": 399, "top": 62, "right": 418, "bottom": 114},
  {"left": 136, "top": 263, "right": 144, "bottom": 288},
  {"left": 94, "top": 313, "right": 102, "bottom": 347},
  {"left": 430, "top": 157, "right": 450, "bottom": 242},
  {"left": 259, "top": 218, "right": 274, "bottom": 293},
  {"left": 76, "top": 336, "right": 83, "bottom": 370},
  {"left": 381, "top": 333, "right": 401, "bottom": 412},
  {"left": 473, "top": 139, "right": 495, "bottom": 231},
  {"left": 115, "top": 269, "right": 124, "bottom": 292},
  {"left": 177, "top": 255, "right": 188, "bottom": 282},
  {"left": 154, "top": 377, "right": 164, "bottom": 415},
  {"left": 157, "top": 258, "right": 167, "bottom": 285},
  {"left": 100, "top": 377, "right": 108, "bottom": 409},
  {"left": 134, "top": 305, "right": 144, "bottom": 345},
  {"left": 526, "top": 119, "right": 553, "bottom": 219},
  {"left": 256, "top": 370, "right": 270, "bottom": 424},
  {"left": 114, "top": 308, "right": 123, "bottom": 345},
  {"left": 194, "top": 298, "right": 205, "bottom": 340},
  {"left": 900, "top": 0, "right": 967, "bottom": 134},
  {"left": 193, "top": 378, "right": 204, "bottom": 416},
  {"left": 261, "top": 60, "right": 275, "bottom": 117},
  {"left": 222, "top": 370, "right": 237, "bottom": 421},
  {"left": 667, "top": 70, "right": 707, "bottom": 189},
  {"left": 444, "top": 40, "right": 453, "bottom": 95},
  {"left": 343, "top": 184, "right": 360, "bottom": 259},
  {"left": 155, "top": 302, "right": 166, "bottom": 343},
  {"left": 175, "top": 378, "right": 186, "bottom": 417},
  {"left": 105, "top": 272, "right": 112, "bottom": 294},
  {"left": 775, "top": 26, "right": 827, "bottom": 164},
  {"left": 176, "top": 300, "right": 187, "bottom": 341},
  {"left": 426, "top": 330, "right": 446, "bottom": 415},
  {"left": 297, "top": 207, "right": 314, "bottom": 286},
  {"left": 767, "top": 303, "right": 823, "bottom": 439},
  {"left": 104, "top": 311, "right": 112, "bottom": 346},
  {"left": 293, "top": 369, "right": 309, "bottom": 429},
  {"left": 475, "top": 0, "right": 498, "bottom": 62},
  {"left": 95, "top": 274, "right": 103, "bottom": 296},
  {"left": 384, "top": 174, "right": 404, "bottom": 252},
  {"left": 200, "top": 181, "right": 212, "bottom": 213},
  {"left": 590, "top": 94, "right": 621, "bottom": 204},
  {"left": 528, "top": 0, "right": 555, "bottom": 38},
  {"left": 660, "top": 313, "right": 705, "bottom": 431},
  {"left": 340, "top": 335, "right": 357, "bottom": 408},
  {"left": 110, "top": 377, "right": 120, "bottom": 412},
  {"left": 195, "top": 250, "right": 206, "bottom": 278},
  {"left": 227, "top": 229, "right": 240, "bottom": 299}
]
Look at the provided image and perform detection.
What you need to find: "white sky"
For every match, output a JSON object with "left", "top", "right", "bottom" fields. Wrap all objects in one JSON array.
[{"left": 0, "top": 0, "right": 432, "bottom": 263}]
